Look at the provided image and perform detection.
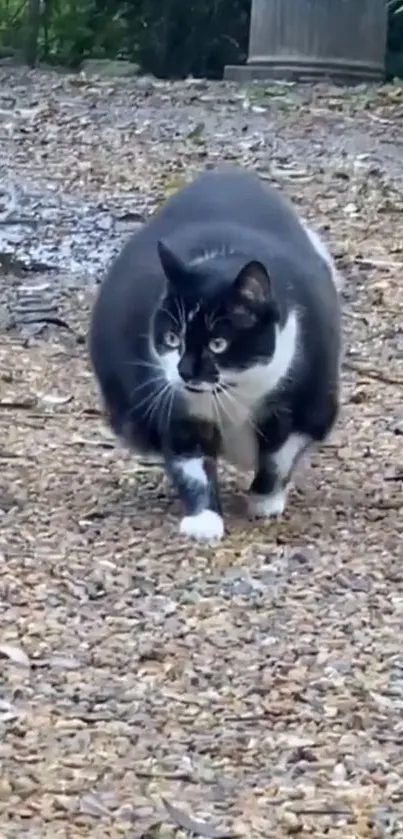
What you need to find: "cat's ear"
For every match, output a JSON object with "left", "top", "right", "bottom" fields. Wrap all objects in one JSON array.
[
  {"left": 229, "top": 260, "right": 278, "bottom": 328},
  {"left": 157, "top": 240, "right": 187, "bottom": 287},
  {"left": 233, "top": 260, "right": 272, "bottom": 307}
]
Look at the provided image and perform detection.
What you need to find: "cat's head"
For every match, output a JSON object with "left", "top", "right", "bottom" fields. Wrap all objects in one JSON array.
[{"left": 152, "top": 240, "right": 280, "bottom": 392}]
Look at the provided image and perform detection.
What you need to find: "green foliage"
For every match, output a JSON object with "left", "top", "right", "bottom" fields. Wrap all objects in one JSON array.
[
  {"left": 389, "top": 0, "right": 403, "bottom": 13},
  {"left": 0, "top": 0, "right": 26, "bottom": 53},
  {"left": 124, "top": 0, "right": 250, "bottom": 79},
  {"left": 0, "top": 0, "right": 249, "bottom": 73},
  {"left": 45, "top": 0, "right": 127, "bottom": 65},
  {"left": 387, "top": 0, "right": 403, "bottom": 77},
  {"left": 0, "top": 0, "right": 402, "bottom": 79}
]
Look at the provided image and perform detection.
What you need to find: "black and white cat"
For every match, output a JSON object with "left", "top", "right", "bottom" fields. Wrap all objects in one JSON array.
[{"left": 89, "top": 166, "right": 342, "bottom": 543}]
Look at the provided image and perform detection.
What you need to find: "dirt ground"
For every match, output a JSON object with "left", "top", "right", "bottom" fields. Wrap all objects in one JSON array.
[{"left": 1, "top": 69, "right": 403, "bottom": 838}]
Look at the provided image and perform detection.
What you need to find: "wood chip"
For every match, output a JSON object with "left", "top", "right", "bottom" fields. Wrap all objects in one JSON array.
[
  {"left": 162, "top": 798, "right": 235, "bottom": 839},
  {"left": 39, "top": 392, "right": 74, "bottom": 406},
  {"left": 0, "top": 644, "right": 31, "bottom": 667}
]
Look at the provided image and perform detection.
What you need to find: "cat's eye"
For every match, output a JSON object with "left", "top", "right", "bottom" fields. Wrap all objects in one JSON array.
[
  {"left": 209, "top": 336, "right": 228, "bottom": 354},
  {"left": 164, "top": 331, "right": 181, "bottom": 349}
]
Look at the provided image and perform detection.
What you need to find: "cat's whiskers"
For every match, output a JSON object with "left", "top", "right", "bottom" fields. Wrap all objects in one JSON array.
[
  {"left": 125, "top": 358, "right": 161, "bottom": 371},
  {"left": 211, "top": 389, "right": 226, "bottom": 441},
  {"left": 146, "top": 382, "right": 172, "bottom": 431},
  {"left": 217, "top": 382, "right": 264, "bottom": 440},
  {"left": 128, "top": 375, "right": 171, "bottom": 416},
  {"left": 128, "top": 386, "right": 163, "bottom": 418},
  {"left": 140, "top": 377, "right": 176, "bottom": 434},
  {"left": 176, "top": 296, "right": 186, "bottom": 331},
  {"left": 161, "top": 383, "right": 177, "bottom": 435},
  {"left": 216, "top": 382, "right": 249, "bottom": 425},
  {"left": 128, "top": 354, "right": 179, "bottom": 432},
  {"left": 212, "top": 388, "right": 233, "bottom": 436},
  {"left": 166, "top": 383, "right": 176, "bottom": 433},
  {"left": 129, "top": 373, "right": 167, "bottom": 398}
]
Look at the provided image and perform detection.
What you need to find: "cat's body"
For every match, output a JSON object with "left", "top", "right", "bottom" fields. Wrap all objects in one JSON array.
[{"left": 89, "top": 166, "right": 342, "bottom": 542}]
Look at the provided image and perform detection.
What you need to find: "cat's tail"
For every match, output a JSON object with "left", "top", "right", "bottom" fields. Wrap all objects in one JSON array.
[{"left": 303, "top": 222, "right": 344, "bottom": 293}]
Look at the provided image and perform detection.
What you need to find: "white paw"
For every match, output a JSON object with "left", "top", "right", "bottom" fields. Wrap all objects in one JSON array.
[
  {"left": 248, "top": 488, "right": 287, "bottom": 519},
  {"left": 179, "top": 510, "right": 224, "bottom": 543}
]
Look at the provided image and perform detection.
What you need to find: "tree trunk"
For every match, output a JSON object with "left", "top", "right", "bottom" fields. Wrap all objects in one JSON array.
[{"left": 25, "top": 0, "right": 41, "bottom": 67}]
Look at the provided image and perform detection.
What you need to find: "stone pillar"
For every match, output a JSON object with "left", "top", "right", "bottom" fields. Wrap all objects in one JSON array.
[{"left": 224, "top": 0, "right": 387, "bottom": 84}]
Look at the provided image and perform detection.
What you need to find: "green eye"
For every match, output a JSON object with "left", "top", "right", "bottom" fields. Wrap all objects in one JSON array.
[
  {"left": 209, "top": 336, "right": 228, "bottom": 354},
  {"left": 164, "top": 331, "right": 181, "bottom": 349}
]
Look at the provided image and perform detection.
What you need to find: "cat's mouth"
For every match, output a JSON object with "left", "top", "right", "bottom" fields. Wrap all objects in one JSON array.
[
  {"left": 184, "top": 382, "right": 229, "bottom": 394},
  {"left": 184, "top": 384, "right": 213, "bottom": 393}
]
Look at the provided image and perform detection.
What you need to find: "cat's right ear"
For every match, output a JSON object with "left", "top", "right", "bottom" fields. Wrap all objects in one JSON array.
[
  {"left": 157, "top": 240, "right": 187, "bottom": 287},
  {"left": 233, "top": 260, "right": 272, "bottom": 307},
  {"left": 229, "top": 260, "right": 279, "bottom": 327}
]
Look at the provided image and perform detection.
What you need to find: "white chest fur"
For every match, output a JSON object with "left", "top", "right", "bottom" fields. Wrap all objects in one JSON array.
[
  {"left": 221, "top": 421, "right": 258, "bottom": 471},
  {"left": 185, "top": 389, "right": 258, "bottom": 470}
]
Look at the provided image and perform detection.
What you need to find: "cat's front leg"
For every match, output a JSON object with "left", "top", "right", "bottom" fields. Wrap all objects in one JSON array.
[
  {"left": 165, "top": 452, "right": 224, "bottom": 543},
  {"left": 248, "top": 432, "right": 310, "bottom": 519}
]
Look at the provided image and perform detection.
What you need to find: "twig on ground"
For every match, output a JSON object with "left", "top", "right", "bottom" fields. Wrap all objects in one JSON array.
[
  {"left": 162, "top": 797, "right": 236, "bottom": 839},
  {"left": 343, "top": 361, "right": 403, "bottom": 387},
  {"left": 135, "top": 769, "right": 195, "bottom": 782},
  {"left": 294, "top": 807, "right": 351, "bottom": 817},
  {"left": 0, "top": 398, "right": 37, "bottom": 410},
  {"left": 0, "top": 450, "right": 24, "bottom": 459},
  {"left": 0, "top": 216, "right": 37, "bottom": 227},
  {"left": 354, "top": 257, "right": 403, "bottom": 270}
]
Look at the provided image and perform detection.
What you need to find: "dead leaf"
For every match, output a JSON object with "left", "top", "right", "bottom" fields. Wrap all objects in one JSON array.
[
  {"left": 0, "top": 643, "right": 31, "bottom": 667},
  {"left": 79, "top": 792, "right": 111, "bottom": 817},
  {"left": 0, "top": 699, "right": 20, "bottom": 722},
  {"left": 162, "top": 798, "right": 236, "bottom": 838},
  {"left": 48, "top": 654, "right": 81, "bottom": 670},
  {"left": 188, "top": 121, "right": 205, "bottom": 139},
  {"left": 39, "top": 393, "right": 74, "bottom": 407}
]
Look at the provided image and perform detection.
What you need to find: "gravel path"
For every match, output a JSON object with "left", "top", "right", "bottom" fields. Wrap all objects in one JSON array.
[{"left": 0, "top": 68, "right": 403, "bottom": 838}]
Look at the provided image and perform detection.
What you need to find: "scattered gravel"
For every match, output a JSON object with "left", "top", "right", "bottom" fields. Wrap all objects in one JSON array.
[{"left": 0, "top": 67, "right": 403, "bottom": 838}]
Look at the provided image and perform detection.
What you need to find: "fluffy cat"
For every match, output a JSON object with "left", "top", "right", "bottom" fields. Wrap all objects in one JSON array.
[{"left": 89, "top": 166, "right": 342, "bottom": 543}]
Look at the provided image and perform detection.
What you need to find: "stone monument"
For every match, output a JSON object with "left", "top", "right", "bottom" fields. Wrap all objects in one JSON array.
[{"left": 224, "top": 0, "right": 388, "bottom": 84}]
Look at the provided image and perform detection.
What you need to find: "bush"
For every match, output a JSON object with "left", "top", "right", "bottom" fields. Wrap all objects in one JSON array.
[{"left": 388, "top": 0, "right": 403, "bottom": 77}]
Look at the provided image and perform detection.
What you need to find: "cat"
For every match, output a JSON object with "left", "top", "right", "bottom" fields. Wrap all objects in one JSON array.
[{"left": 89, "top": 165, "right": 342, "bottom": 543}]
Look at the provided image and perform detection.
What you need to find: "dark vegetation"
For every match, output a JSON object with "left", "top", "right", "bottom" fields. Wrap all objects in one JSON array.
[{"left": 0, "top": 0, "right": 402, "bottom": 79}]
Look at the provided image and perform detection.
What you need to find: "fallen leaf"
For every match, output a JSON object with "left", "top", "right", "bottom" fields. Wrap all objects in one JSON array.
[
  {"left": 39, "top": 393, "right": 74, "bottom": 406},
  {"left": 79, "top": 792, "right": 111, "bottom": 817},
  {"left": 188, "top": 121, "right": 205, "bottom": 139},
  {"left": 162, "top": 798, "right": 235, "bottom": 838},
  {"left": 0, "top": 644, "right": 31, "bottom": 667},
  {"left": 48, "top": 654, "right": 81, "bottom": 670},
  {"left": 0, "top": 699, "right": 20, "bottom": 721}
]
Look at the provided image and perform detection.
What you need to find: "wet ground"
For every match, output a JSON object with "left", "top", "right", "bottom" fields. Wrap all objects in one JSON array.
[{"left": 1, "top": 68, "right": 403, "bottom": 838}]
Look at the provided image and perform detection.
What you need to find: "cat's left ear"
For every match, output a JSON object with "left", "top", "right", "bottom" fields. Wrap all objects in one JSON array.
[
  {"left": 157, "top": 240, "right": 187, "bottom": 288},
  {"left": 233, "top": 260, "right": 272, "bottom": 307}
]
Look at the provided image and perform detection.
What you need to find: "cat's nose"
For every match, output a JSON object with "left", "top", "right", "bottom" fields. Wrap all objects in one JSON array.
[{"left": 178, "top": 355, "right": 195, "bottom": 383}]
